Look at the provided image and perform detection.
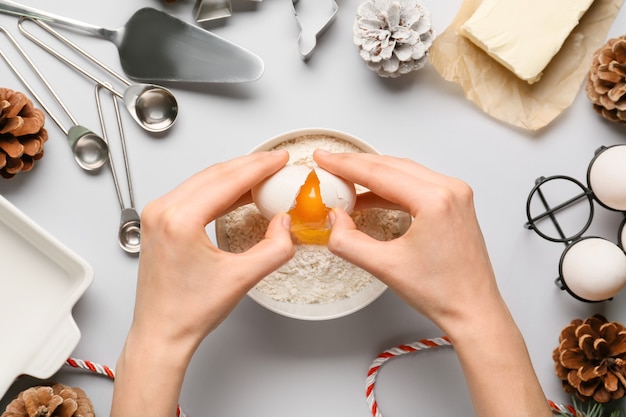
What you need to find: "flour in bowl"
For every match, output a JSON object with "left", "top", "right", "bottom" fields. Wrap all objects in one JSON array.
[{"left": 219, "top": 135, "right": 409, "bottom": 304}]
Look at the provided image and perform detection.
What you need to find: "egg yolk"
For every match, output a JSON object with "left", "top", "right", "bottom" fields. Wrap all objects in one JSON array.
[{"left": 288, "top": 170, "right": 331, "bottom": 244}]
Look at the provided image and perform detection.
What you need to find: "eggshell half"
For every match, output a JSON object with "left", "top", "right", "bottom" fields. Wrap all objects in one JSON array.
[
  {"left": 252, "top": 164, "right": 356, "bottom": 221},
  {"left": 252, "top": 165, "right": 309, "bottom": 220},
  {"left": 315, "top": 168, "right": 356, "bottom": 213}
]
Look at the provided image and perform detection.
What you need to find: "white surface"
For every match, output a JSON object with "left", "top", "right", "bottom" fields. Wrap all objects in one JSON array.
[
  {"left": 1, "top": 1, "right": 626, "bottom": 416},
  {"left": 0, "top": 194, "right": 93, "bottom": 398}
]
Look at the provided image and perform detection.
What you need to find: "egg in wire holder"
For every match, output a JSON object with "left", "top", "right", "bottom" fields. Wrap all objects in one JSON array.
[{"left": 525, "top": 144, "right": 626, "bottom": 302}]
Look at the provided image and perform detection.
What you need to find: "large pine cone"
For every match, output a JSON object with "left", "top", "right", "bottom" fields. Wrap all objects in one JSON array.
[
  {"left": 1, "top": 384, "right": 94, "bottom": 417},
  {"left": 553, "top": 315, "right": 626, "bottom": 403},
  {"left": 0, "top": 88, "right": 48, "bottom": 179},
  {"left": 585, "top": 35, "right": 626, "bottom": 123}
]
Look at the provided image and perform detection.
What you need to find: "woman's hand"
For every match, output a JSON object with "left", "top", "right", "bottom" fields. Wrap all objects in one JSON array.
[
  {"left": 314, "top": 150, "right": 551, "bottom": 417},
  {"left": 314, "top": 150, "right": 498, "bottom": 332},
  {"left": 112, "top": 151, "right": 295, "bottom": 417}
]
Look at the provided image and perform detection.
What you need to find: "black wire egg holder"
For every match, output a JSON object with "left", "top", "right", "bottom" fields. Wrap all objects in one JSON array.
[{"left": 524, "top": 145, "right": 626, "bottom": 303}]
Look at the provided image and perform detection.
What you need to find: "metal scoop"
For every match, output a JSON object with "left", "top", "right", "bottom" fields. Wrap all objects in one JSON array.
[
  {"left": 17, "top": 17, "right": 178, "bottom": 133},
  {"left": 0, "top": 26, "right": 108, "bottom": 172},
  {"left": 95, "top": 83, "right": 141, "bottom": 254},
  {"left": 0, "top": 1, "right": 264, "bottom": 83}
]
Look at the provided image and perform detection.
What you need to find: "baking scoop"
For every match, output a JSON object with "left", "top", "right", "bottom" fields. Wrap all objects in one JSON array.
[
  {"left": 18, "top": 17, "right": 178, "bottom": 133},
  {"left": 0, "top": 1, "right": 264, "bottom": 83}
]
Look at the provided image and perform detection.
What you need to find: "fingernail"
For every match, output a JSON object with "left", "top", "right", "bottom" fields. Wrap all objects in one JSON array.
[
  {"left": 282, "top": 213, "right": 292, "bottom": 230},
  {"left": 271, "top": 149, "right": 288, "bottom": 157},
  {"left": 328, "top": 209, "right": 336, "bottom": 226},
  {"left": 315, "top": 149, "right": 330, "bottom": 156}
]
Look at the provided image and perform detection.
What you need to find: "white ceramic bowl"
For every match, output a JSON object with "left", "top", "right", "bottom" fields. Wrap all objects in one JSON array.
[{"left": 216, "top": 128, "right": 411, "bottom": 320}]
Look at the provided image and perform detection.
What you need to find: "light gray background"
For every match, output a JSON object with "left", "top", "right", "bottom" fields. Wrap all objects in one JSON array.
[{"left": 2, "top": 0, "right": 626, "bottom": 416}]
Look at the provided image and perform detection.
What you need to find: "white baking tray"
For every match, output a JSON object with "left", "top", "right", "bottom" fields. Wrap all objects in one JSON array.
[{"left": 0, "top": 194, "right": 94, "bottom": 398}]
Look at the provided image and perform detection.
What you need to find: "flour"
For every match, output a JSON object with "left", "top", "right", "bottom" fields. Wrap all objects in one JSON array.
[{"left": 220, "top": 135, "right": 408, "bottom": 304}]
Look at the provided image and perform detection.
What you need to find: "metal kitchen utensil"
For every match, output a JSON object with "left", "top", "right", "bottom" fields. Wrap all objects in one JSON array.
[
  {"left": 17, "top": 17, "right": 178, "bottom": 133},
  {"left": 193, "top": 0, "right": 263, "bottom": 23},
  {"left": 0, "top": 1, "right": 264, "bottom": 83},
  {"left": 194, "top": 0, "right": 232, "bottom": 22},
  {"left": 292, "top": 0, "right": 338, "bottom": 60},
  {"left": 95, "top": 83, "right": 141, "bottom": 254},
  {"left": 0, "top": 26, "right": 108, "bottom": 172}
]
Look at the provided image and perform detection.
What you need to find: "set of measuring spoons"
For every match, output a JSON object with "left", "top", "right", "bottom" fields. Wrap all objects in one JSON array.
[
  {"left": 18, "top": 17, "right": 178, "bottom": 133},
  {"left": 0, "top": 21, "right": 177, "bottom": 253}
]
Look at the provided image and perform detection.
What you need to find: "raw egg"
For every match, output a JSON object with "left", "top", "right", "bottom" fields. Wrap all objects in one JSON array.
[{"left": 252, "top": 164, "right": 356, "bottom": 244}]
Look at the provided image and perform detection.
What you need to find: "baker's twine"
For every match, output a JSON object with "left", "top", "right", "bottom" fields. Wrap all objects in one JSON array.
[
  {"left": 366, "top": 336, "right": 574, "bottom": 417},
  {"left": 64, "top": 358, "right": 186, "bottom": 417}
]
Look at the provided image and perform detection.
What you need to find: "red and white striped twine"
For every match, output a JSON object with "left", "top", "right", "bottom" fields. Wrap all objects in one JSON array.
[
  {"left": 366, "top": 336, "right": 571, "bottom": 417},
  {"left": 64, "top": 339, "right": 573, "bottom": 417},
  {"left": 64, "top": 358, "right": 186, "bottom": 417}
]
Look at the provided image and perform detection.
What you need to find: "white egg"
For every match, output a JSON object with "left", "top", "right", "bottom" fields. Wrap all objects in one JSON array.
[
  {"left": 588, "top": 145, "right": 626, "bottom": 210},
  {"left": 252, "top": 164, "right": 356, "bottom": 220},
  {"left": 560, "top": 237, "right": 626, "bottom": 301}
]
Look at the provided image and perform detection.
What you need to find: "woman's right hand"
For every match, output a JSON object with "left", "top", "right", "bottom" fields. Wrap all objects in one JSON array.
[
  {"left": 314, "top": 150, "right": 501, "bottom": 334},
  {"left": 314, "top": 150, "right": 551, "bottom": 417}
]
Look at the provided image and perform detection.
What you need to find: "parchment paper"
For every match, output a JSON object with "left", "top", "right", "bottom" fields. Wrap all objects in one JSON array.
[{"left": 429, "top": 0, "right": 624, "bottom": 131}]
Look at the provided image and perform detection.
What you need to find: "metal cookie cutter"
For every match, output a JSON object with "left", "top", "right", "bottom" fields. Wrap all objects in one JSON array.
[
  {"left": 194, "top": 0, "right": 262, "bottom": 23},
  {"left": 292, "top": 0, "right": 338, "bottom": 61},
  {"left": 194, "top": 0, "right": 232, "bottom": 22}
]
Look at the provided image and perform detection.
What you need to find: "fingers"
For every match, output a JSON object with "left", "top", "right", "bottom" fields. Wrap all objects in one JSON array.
[
  {"left": 227, "top": 213, "right": 295, "bottom": 286},
  {"left": 219, "top": 190, "right": 253, "bottom": 217},
  {"left": 315, "top": 150, "right": 444, "bottom": 186},
  {"left": 327, "top": 208, "right": 396, "bottom": 280},
  {"left": 314, "top": 151, "right": 434, "bottom": 213},
  {"left": 153, "top": 151, "right": 289, "bottom": 227},
  {"left": 354, "top": 191, "right": 403, "bottom": 211}
]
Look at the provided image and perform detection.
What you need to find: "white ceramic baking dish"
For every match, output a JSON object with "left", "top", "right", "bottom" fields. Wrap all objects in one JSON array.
[{"left": 0, "top": 194, "right": 93, "bottom": 397}]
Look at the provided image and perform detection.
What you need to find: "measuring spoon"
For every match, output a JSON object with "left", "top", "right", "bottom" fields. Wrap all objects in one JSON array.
[
  {"left": 0, "top": 26, "right": 108, "bottom": 172},
  {"left": 95, "top": 83, "right": 141, "bottom": 254},
  {"left": 18, "top": 17, "right": 178, "bottom": 134}
]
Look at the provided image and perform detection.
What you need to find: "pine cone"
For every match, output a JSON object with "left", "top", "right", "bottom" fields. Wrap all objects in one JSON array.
[
  {"left": 1, "top": 384, "right": 94, "bottom": 417},
  {"left": 553, "top": 315, "right": 626, "bottom": 403},
  {"left": 353, "top": 0, "right": 435, "bottom": 78},
  {"left": 585, "top": 35, "right": 626, "bottom": 123},
  {"left": 0, "top": 88, "right": 48, "bottom": 179}
]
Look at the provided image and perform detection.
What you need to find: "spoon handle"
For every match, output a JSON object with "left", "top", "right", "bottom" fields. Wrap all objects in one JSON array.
[{"left": 0, "top": 0, "right": 113, "bottom": 39}]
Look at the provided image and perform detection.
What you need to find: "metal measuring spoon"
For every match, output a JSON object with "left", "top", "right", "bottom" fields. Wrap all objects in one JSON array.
[
  {"left": 95, "top": 83, "right": 141, "bottom": 254},
  {"left": 0, "top": 26, "right": 108, "bottom": 172},
  {"left": 18, "top": 17, "right": 178, "bottom": 134}
]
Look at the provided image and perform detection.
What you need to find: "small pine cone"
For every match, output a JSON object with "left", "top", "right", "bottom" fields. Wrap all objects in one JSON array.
[
  {"left": 585, "top": 35, "right": 626, "bottom": 123},
  {"left": 353, "top": 0, "right": 435, "bottom": 78},
  {"left": 552, "top": 314, "right": 626, "bottom": 403},
  {"left": 1, "top": 384, "right": 95, "bottom": 417},
  {"left": 0, "top": 88, "right": 48, "bottom": 179}
]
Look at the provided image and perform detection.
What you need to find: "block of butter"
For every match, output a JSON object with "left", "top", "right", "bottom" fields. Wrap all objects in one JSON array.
[{"left": 460, "top": 0, "right": 595, "bottom": 84}]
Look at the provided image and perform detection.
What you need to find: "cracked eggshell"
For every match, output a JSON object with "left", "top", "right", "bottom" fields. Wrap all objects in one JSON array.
[
  {"left": 315, "top": 167, "right": 356, "bottom": 212},
  {"left": 252, "top": 164, "right": 356, "bottom": 221}
]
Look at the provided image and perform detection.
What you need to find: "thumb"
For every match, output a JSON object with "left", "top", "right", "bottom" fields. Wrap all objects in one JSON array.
[
  {"left": 327, "top": 208, "right": 391, "bottom": 279},
  {"left": 242, "top": 213, "right": 295, "bottom": 278}
]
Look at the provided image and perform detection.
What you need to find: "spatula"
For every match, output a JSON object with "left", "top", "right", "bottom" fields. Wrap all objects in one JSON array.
[{"left": 0, "top": 1, "right": 264, "bottom": 83}]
